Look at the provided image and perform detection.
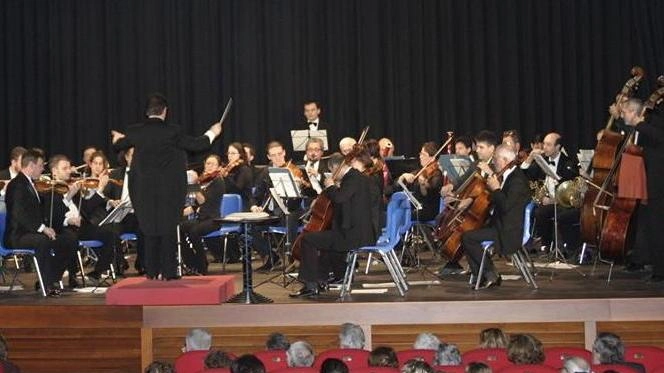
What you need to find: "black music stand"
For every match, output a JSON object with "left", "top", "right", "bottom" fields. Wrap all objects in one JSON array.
[{"left": 217, "top": 213, "right": 280, "bottom": 304}]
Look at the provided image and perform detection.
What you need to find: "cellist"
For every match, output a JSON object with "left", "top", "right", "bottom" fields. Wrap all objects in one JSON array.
[{"left": 620, "top": 98, "right": 664, "bottom": 282}]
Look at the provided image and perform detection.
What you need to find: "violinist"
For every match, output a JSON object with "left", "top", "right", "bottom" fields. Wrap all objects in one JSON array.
[
  {"left": 0, "top": 146, "right": 27, "bottom": 205},
  {"left": 179, "top": 154, "right": 226, "bottom": 275},
  {"left": 224, "top": 142, "right": 253, "bottom": 210},
  {"left": 249, "top": 141, "right": 307, "bottom": 271},
  {"left": 242, "top": 142, "right": 263, "bottom": 185},
  {"left": 87, "top": 151, "right": 110, "bottom": 178},
  {"left": 44, "top": 154, "right": 116, "bottom": 287},
  {"left": 502, "top": 129, "right": 528, "bottom": 164},
  {"left": 364, "top": 139, "right": 387, "bottom": 231},
  {"left": 398, "top": 141, "right": 444, "bottom": 222},
  {"left": 520, "top": 132, "right": 579, "bottom": 256},
  {"left": 3, "top": 150, "right": 77, "bottom": 296},
  {"left": 290, "top": 150, "right": 376, "bottom": 298},
  {"left": 79, "top": 146, "right": 98, "bottom": 176},
  {"left": 621, "top": 98, "right": 664, "bottom": 282},
  {"left": 461, "top": 145, "right": 530, "bottom": 289}
]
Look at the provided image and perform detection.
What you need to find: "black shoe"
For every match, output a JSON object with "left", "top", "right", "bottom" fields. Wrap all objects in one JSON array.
[
  {"left": 476, "top": 275, "right": 502, "bottom": 290},
  {"left": 439, "top": 262, "right": 465, "bottom": 276},
  {"left": 624, "top": 263, "right": 646, "bottom": 273},
  {"left": 46, "top": 289, "right": 62, "bottom": 297},
  {"left": 68, "top": 277, "right": 81, "bottom": 289},
  {"left": 288, "top": 286, "right": 319, "bottom": 298},
  {"left": 86, "top": 271, "right": 102, "bottom": 280},
  {"left": 646, "top": 275, "right": 664, "bottom": 283},
  {"left": 165, "top": 275, "right": 182, "bottom": 281}
]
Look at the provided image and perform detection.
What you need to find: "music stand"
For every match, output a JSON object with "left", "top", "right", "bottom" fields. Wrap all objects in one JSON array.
[
  {"left": 268, "top": 168, "right": 301, "bottom": 198},
  {"left": 98, "top": 199, "right": 132, "bottom": 226},
  {"left": 290, "top": 129, "right": 329, "bottom": 152},
  {"left": 438, "top": 155, "right": 472, "bottom": 186}
]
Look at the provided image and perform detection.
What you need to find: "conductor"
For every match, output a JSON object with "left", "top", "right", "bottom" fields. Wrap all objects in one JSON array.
[{"left": 112, "top": 93, "right": 223, "bottom": 280}]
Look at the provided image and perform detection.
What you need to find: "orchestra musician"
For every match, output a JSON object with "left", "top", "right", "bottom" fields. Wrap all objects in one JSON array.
[
  {"left": 87, "top": 151, "right": 110, "bottom": 178},
  {"left": 179, "top": 154, "right": 226, "bottom": 275},
  {"left": 520, "top": 132, "right": 579, "bottom": 256},
  {"left": 620, "top": 98, "right": 664, "bottom": 282},
  {"left": 502, "top": 129, "right": 528, "bottom": 163},
  {"left": 80, "top": 146, "right": 98, "bottom": 176},
  {"left": 1, "top": 146, "right": 27, "bottom": 204},
  {"left": 111, "top": 93, "right": 222, "bottom": 280},
  {"left": 290, "top": 150, "right": 376, "bottom": 298},
  {"left": 378, "top": 138, "right": 395, "bottom": 158},
  {"left": 223, "top": 142, "right": 254, "bottom": 211},
  {"left": 453, "top": 136, "right": 475, "bottom": 160},
  {"left": 242, "top": 142, "right": 262, "bottom": 185},
  {"left": 302, "top": 138, "right": 329, "bottom": 185},
  {"left": 397, "top": 141, "right": 444, "bottom": 222},
  {"left": 3, "top": 150, "right": 77, "bottom": 296},
  {"left": 461, "top": 144, "right": 531, "bottom": 289}
]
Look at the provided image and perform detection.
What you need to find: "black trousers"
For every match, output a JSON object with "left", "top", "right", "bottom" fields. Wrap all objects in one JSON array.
[
  {"left": 179, "top": 218, "right": 218, "bottom": 274},
  {"left": 144, "top": 231, "right": 178, "bottom": 278},
  {"left": 70, "top": 224, "right": 117, "bottom": 273},
  {"left": 643, "top": 198, "right": 664, "bottom": 276},
  {"left": 534, "top": 204, "right": 580, "bottom": 248},
  {"left": 15, "top": 230, "right": 77, "bottom": 287},
  {"left": 298, "top": 230, "right": 347, "bottom": 286},
  {"left": 462, "top": 227, "right": 499, "bottom": 277},
  {"left": 107, "top": 213, "right": 145, "bottom": 271}
]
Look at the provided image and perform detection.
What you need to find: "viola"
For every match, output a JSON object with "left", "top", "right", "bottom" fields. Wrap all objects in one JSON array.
[
  {"left": 198, "top": 170, "right": 222, "bottom": 184},
  {"left": 220, "top": 159, "right": 243, "bottom": 178}
]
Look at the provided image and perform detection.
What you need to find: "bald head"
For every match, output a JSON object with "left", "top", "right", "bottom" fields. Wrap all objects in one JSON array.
[{"left": 542, "top": 132, "right": 561, "bottom": 158}]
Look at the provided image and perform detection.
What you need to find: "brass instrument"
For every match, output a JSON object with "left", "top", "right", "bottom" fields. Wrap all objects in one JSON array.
[
  {"left": 556, "top": 176, "right": 588, "bottom": 208},
  {"left": 529, "top": 180, "right": 548, "bottom": 205}
]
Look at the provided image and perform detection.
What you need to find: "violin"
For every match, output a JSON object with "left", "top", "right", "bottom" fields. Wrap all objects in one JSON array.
[
  {"left": 285, "top": 160, "right": 311, "bottom": 189},
  {"left": 220, "top": 159, "right": 243, "bottom": 178},
  {"left": 198, "top": 170, "right": 221, "bottom": 184},
  {"left": 35, "top": 179, "right": 70, "bottom": 194}
]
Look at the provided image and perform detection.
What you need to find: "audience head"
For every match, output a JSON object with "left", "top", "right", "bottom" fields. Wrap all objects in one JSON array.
[
  {"left": 379, "top": 138, "right": 394, "bottom": 157},
  {"left": 339, "top": 137, "right": 357, "bottom": 156},
  {"left": 9, "top": 146, "right": 27, "bottom": 172},
  {"left": 466, "top": 362, "right": 492, "bottom": 373},
  {"left": 320, "top": 358, "right": 349, "bottom": 373},
  {"left": 401, "top": 360, "right": 434, "bottom": 373},
  {"left": 205, "top": 350, "right": 235, "bottom": 369},
  {"left": 266, "top": 332, "right": 290, "bottom": 350},
  {"left": 184, "top": 328, "right": 212, "bottom": 352},
  {"left": 413, "top": 333, "right": 440, "bottom": 350},
  {"left": 592, "top": 332, "right": 625, "bottom": 364},
  {"left": 145, "top": 361, "right": 175, "bottom": 373},
  {"left": 479, "top": 328, "right": 508, "bottom": 349},
  {"left": 339, "top": 323, "right": 365, "bottom": 349},
  {"left": 435, "top": 342, "right": 461, "bottom": 366},
  {"left": 368, "top": 346, "right": 399, "bottom": 368},
  {"left": 507, "top": 334, "right": 545, "bottom": 364},
  {"left": 561, "top": 356, "right": 590, "bottom": 373},
  {"left": 287, "top": 341, "right": 315, "bottom": 367},
  {"left": 232, "top": 354, "right": 266, "bottom": 373}
]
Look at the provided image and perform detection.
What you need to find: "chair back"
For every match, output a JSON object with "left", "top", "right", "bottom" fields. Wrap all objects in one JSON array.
[
  {"left": 221, "top": 194, "right": 243, "bottom": 217},
  {"left": 543, "top": 347, "right": 592, "bottom": 369},
  {"left": 522, "top": 201, "right": 536, "bottom": 246},
  {"left": 175, "top": 350, "right": 209, "bottom": 373},
  {"left": 591, "top": 364, "right": 641, "bottom": 373},
  {"left": 0, "top": 212, "right": 8, "bottom": 254},
  {"left": 396, "top": 349, "right": 436, "bottom": 367},
  {"left": 624, "top": 345, "right": 664, "bottom": 372},
  {"left": 388, "top": 192, "right": 413, "bottom": 241},
  {"left": 432, "top": 366, "right": 465, "bottom": 373},
  {"left": 254, "top": 350, "right": 289, "bottom": 372},
  {"left": 354, "top": 367, "right": 400, "bottom": 373},
  {"left": 461, "top": 348, "right": 511, "bottom": 371},
  {"left": 496, "top": 365, "right": 558, "bottom": 373},
  {"left": 313, "top": 348, "right": 370, "bottom": 369},
  {"left": 271, "top": 368, "right": 318, "bottom": 373},
  {"left": 198, "top": 369, "right": 231, "bottom": 373}
]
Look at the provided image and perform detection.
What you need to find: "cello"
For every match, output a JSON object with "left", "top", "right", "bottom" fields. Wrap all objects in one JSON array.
[
  {"left": 597, "top": 77, "right": 664, "bottom": 262},
  {"left": 291, "top": 126, "right": 370, "bottom": 260},
  {"left": 579, "top": 66, "right": 645, "bottom": 246}
]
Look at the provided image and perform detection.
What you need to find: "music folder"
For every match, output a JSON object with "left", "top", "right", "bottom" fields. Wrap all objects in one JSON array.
[
  {"left": 290, "top": 129, "right": 328, "bottom": 152},
  {"left": 268, "top": 167, "right": 301, "bottom": 198}
]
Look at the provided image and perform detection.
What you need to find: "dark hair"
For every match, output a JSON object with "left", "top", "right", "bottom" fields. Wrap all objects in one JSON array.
[
  {"left": 364, "top": 139, "right": 381, "bottom": 158},
  {"left": 145, "top": 93, "right": 168, "bottom": 116},
  {"left": 479, "top": 328, "right": 508, "bottom": 349},
  {"left": 117, "top": 147, "right": 134, "bottom": 167},
  {"left": 9, "top": 146, "right": 27, "bottom": 162},
  {"left": 21, "top": 149, "right": 44, "bottom": 168},
  {"left": 48, "top": 154, "right": 70, "bottom": 171},
  {"left": 320, "top": 358, "right": 349, "bottom": 373},
  {"left": 229, "top": 142, "right": 249, "bottom": 162},
  {"left": 266, "top": 332, "right": 290, "bottom": 350},
  {"left": 350, "top": 145, "right": 373, "bottom": 169},
  {"left": 592, "top": 332, "right": 625, "bottom": 364},
  {"left": 368, "top": 346, "right": 398, "bottom": 368},
  {"left": 421, "top": 141, "right": 438, "bottom": 157},
  {"left": 507, "top": 334, "right": 545, "bottom": 364},
  {"left": 205, "top": 350, "right": 235, "bottom": 369},
  {"left": 475, "top": 130, "right": 499, "bottom": 147},
  {"left": 144, "top": 361, "right": 175, "bottom": 373},
  {"left": 466, "top": 362, "right": 492, "bottom": 373},
  {"left": 231, "top": 354, "right": 266, "bottom": 373},
  {"left": 243, "top": 142, "right": 256, "bottom": 158},
  {"left": 89, "top": 151, "right": 109, "bottom": 169},
  {"left": 266, "top": 141, "right": 285, "bottom": 154},
  {"left": 531, "top": 133, "right": 543, "bottom": 144},
  {"left": 206, "top": 154, "right": 223, "bottom": 166},
  {"left": 304, "top": 100, "right": 320, "bottom": 109},
  {"left": 454, "top": 136, "right": 473, "bottom": 150},
  {"left": 502, "top": 129, "right": 521, "bottom": 144}
]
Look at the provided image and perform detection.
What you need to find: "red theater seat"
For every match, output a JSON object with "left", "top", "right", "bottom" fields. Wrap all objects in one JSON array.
[
  {"left": 543, "top": 347, "right": 592, "bottom": 369},
  {"left": 496, "top": 365, "right": 558, "bottom": 373},
  {"left": 314, "top": 349, "right": 370, "bottom": 370},
  {"left": 624, "top": 345, "right": 664, "bottom": 372},
  {"left": 176, "top": 350, "right": 209, "bottom": 373},
  {"left": 353, "top": 367, "right": 400, "bottom": 373},
  {"left": 591, "top": 364, "right": 641, "bottom": 373},
  {"left": 461, "top": 348, "right": 511, "bottom": 371},
  {"left": 396, "top": 349, "right": 436, "bottom": 367},
  {"left": 254, "top": 350, "right": 289, "bottom": 372},
  {"left": 432, "top": 366, "right": 465, "bottom": 373}
]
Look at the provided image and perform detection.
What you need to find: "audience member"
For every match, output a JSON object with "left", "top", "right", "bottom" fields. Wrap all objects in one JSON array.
[
  {"left": 232, "top": 354, "right": 266, "bottom": 373},
  {"left": 287, "top": 341, "right": 315, "bottom": 367},
  {"left": 145, "top": 361, "right": 175, "bottom": 373},
  {"left": 368, "top": 346, "right": 399, "bottom": 368},
  {"left": 561, "top": 356, "right": 590, "bottom": 373},
  {"left": 592, "top": 332, "right": 645, "bottom": 373},
  {"left": 0, "top": 334, "right": 21, "bottom": 373},
  {"left": 266, "top": 332, "right": 290, "bottom": 350},
  {"left": 479, "top": 328, "right": 509, "bottom": 349},
  {"left": 320, "top": 358, "right": 349, "bottom": 373},
  {"left": 506, "top": 334, "right": 545, "bottom": 364},
  {"left": 401, "top": 360, "right": 434, "bottom": 373},
  {"left": 466, "top": 362, "right": 492, "bottom": 373},
  {"left": 413, "top": 333, "right": 441, "bottom": 350},
  {"left": 434, "top": 343, "right": 461, "bottom": 366},
  {"left": 339, "top": 323, "right": 366, "bottom": 349},
  {"left": 205, "top": 350, "right": 235, "bottom": 369},
  {"left": 184, "top": 328, "right": 212, "bottom": 352}
]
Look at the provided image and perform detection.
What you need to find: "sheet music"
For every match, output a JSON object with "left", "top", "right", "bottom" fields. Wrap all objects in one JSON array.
[
  {"left": 98, "top": 199, "right": 132, "bottom": 226},
  {"left": 290, "top": 129, "right": 329, "bottom": 151},
  {"left": 438, "top": 155, "right": 472, "bottom": 185},
  {"left": 268, "top": 167, "right": 301, "bottom": 198},
  {"left": 223, "top": 212, "right": 269, "bottom": 221}
]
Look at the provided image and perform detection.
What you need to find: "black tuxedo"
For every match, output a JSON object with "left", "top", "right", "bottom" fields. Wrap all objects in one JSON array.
[
  {"left": 113, "top": 117, "right": 214, "bottom": 278},
  {"left": 3, "top": 173, "right": 77, "bottom": 287},
  {"left": 298, "top": 168, "right": 377, "bottom": 286},
  {"left": 523, "top": 152, "right": 578, "bottom": 183},
  {"left": 462, "top": 167, "right": 531, "bottom": 279}
]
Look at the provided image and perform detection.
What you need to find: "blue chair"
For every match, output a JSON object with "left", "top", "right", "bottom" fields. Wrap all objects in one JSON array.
[
  {"left": 340, "top": 192, "right": 412, "bottom": 297},
  {"left": 200, "top": 194, "right": 243, "bottom": 272},
  {"left": 401, "top": 196, "right": 443, "bottom": 262},
  {"left": 77, "top": 239, "right": 116, "bottom": 286},
  {"left": 0, "top": 212, "right": 48, "bottom": 296},
  {"left": 474, "top": 201, "right": 538, "bottom": 290}
]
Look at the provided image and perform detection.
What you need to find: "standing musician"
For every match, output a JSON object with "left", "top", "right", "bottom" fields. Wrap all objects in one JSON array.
[
  {"left": 3, "top": 150, "right": 77, "bottom": 296},
  {"left": 250, "top": 141, "right": 308, "bottom": 271},
  {"left": 290, "top": 150, "right": 376, "bottom": 298},
  {"left": 620, "top": 98, "right": 664, "bottom": 282},
  {"left": 461, "top": 145, "right": 531, "bottom": 289},
  {"left": 179, "top": 154, "right": 226, "bottom": 275},
  {"left": 437, "top": 130, "right": 497, "bottom": 275},
  {"left": 223, "top": 142, "right": 254, "bottom": 210},
  {"left": 111, "top": 93, "right": 223, "bottom": 280},
  {"left": 520, "top": 132, "right": 579, "bottom": 256},
  {"left": 397, "top": 141, "right": 444, "bottom": 222},
  {"left": 45, "top": 154, "right": 116, "bottom": 287}
]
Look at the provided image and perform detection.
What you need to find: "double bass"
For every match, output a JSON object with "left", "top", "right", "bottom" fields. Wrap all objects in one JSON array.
[
  {"left": 291, "top": 126, "right": 370, "bottom": 260},
  {"left": 580, "top": 66, "right": 645, "bottom": 246}
]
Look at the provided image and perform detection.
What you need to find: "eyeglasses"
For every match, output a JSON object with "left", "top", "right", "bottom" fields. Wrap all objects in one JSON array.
[{"left": 227, "top": 152, "right": 240, "bottom": 155}]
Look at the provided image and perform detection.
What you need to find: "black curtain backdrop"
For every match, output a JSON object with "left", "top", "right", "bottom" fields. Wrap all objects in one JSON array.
[{"left": 1, "top": 0, "right": 663, "bottom": 166}]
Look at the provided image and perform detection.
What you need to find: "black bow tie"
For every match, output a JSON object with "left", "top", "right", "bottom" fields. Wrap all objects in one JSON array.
[
  {"left": 547, "top": 160, "right": 556, "bottom": 166},
  {"left": 308, "top": 122, "right": 316, "bottom": 126}
]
